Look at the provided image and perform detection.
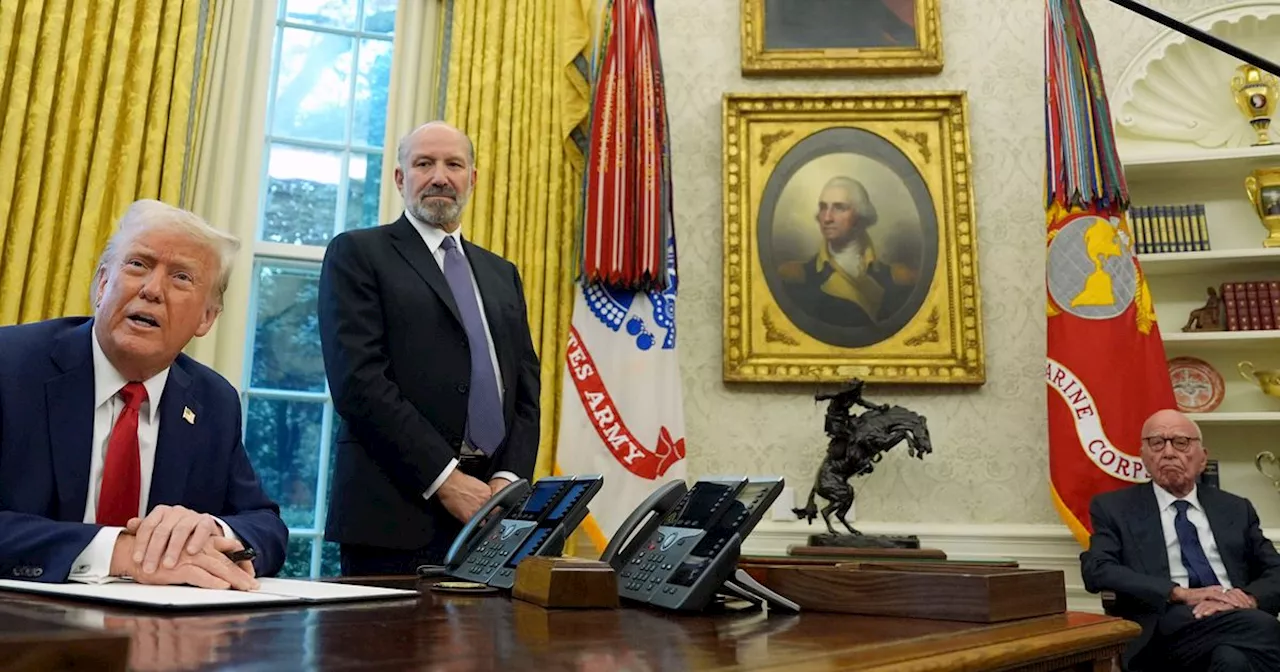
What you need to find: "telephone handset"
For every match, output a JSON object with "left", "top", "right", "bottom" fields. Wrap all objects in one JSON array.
[
  {"left": 445, "top": 475, "right": 604, "bottom": 589},
  {"left": 600, "top": 476, "right": 785, "bottom": 612}
]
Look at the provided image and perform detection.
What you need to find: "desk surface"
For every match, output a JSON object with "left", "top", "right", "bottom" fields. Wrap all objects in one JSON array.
[{"left": 0, "top": 576, "right": 1139, "bottom": 672}]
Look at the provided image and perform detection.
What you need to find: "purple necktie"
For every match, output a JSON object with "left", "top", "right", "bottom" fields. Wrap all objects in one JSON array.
[{"left": 440, "top": 236, "right": 505, "bottom": 455}]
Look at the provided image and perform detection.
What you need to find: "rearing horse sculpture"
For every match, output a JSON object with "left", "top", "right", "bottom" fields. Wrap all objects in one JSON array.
[{"left": 793, "top": 381, "right": 933, "bottom": 536}]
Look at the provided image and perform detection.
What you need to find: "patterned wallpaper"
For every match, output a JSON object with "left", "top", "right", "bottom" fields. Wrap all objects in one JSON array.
[{"left": 657, "top": 0, "right": 1224, "bottom": 524}]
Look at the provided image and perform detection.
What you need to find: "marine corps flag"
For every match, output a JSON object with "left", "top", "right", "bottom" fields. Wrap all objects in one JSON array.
[{"left": 1044, "top": 0, "right": 1176, "bottom": 547}]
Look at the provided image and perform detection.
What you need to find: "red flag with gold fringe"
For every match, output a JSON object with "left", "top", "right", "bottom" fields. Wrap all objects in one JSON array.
[{"left": 1044, "top": 0, "right": 1176, "bottom": 547}]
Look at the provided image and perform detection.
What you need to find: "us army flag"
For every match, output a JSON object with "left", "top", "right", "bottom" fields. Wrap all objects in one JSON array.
[
  {"left": 557, "top": 244, "right": 687, "bottom": 552},
  {"left": 557, "top": 0, "right": 686, "bottom": 554},
  {"left": 1044, "top": 0, "right": 1176, "bottom": 547}
]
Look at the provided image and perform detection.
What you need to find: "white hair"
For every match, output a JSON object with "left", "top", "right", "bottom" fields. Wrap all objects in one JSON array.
[
  {"left": 94, "top": 199, "right": 241, "bottom": 309},
  {"left": 823, "top": 176, "right": 879, "bottom": 228}
]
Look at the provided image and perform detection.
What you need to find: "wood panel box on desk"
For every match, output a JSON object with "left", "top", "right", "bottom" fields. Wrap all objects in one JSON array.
[
  {"left": 748, "top": 563, "right": 1066, "bottom": 623},
  {"left": 512, "top": 557, "right": 620, "bottom": 609}
]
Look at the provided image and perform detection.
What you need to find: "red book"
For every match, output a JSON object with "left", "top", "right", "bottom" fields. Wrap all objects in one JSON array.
[{"left": 1223, "top": 283, "right": 1240, "bottom": 331}]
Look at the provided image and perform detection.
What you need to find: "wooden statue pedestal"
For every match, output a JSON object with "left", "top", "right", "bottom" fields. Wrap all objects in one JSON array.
[{"left": 741, "top": 562, "right": 1066, "bottom": 623}]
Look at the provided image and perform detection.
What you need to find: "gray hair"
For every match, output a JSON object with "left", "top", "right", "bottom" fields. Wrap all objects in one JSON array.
[
  {"left": 396, "top": 121, "right": 475, "bottom": 168},
  {"left": 823, "top": 176, "right": 879, "bottom": 228},
  {"left": 94, "top": 199, "right": 241, "bottom": 309}
]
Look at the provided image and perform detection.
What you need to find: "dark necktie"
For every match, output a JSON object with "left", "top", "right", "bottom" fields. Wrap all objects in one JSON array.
[
  {"left": 97, "top": 382, "right": 148, "bottom": 526},
  {"left": 439, "top": 236, "right": 504, "bottom": 455},
  {"left": 1172, "top": 500, "right": 1220, "bottom": 588}
]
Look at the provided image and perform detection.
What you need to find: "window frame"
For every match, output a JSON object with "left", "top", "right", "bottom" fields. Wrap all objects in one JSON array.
[{"left": 239, "top": 0, "right": 399, "bottom": 578}]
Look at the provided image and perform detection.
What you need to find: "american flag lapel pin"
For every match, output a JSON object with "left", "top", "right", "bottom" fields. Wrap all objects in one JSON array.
[{"left": 183, "top": 407, "right": 196, "bottom": 424}]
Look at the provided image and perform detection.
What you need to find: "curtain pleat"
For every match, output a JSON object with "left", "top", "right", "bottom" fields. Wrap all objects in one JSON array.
[
  {"left": 0, "top": 0, "right": 216, "bottom": 325},
  {"left": 440, "top": 0, "right": 587, "bottom": 490}
]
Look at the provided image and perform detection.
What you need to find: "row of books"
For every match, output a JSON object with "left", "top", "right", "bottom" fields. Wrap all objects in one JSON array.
[
  {"left": 1131, "top": 204, "right": 1210, "bottom": 254},
  {"left": 1222, "top": 281, "right": 1280, "bottom": 331}
]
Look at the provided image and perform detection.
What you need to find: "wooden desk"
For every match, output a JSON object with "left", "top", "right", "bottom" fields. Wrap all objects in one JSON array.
[
  {"left": 0, "top": 577, "right": 1139, "bottom": 671},
  {"left": 0, "top": 603, "right": 129, "bottom": 671}
]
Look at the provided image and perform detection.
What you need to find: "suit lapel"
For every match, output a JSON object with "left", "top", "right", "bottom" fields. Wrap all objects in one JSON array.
[
  {"left": 388, "top": 216, "right": 463, "bottom": 326},
  {"left": 1131, "top": 483, "right": 1171, "bottom": 578},
  {"left": 148, "top": 362, "right": 200, "bottom": 509},
  {"left": 464, "top": 240, "right": 516, "bottom": 395},
  {"left": 46, "top": 322, "right": 96, "bottom": 521},
  {"left": 1198, "top": 487, "right": 1244, "bottom": 586}
]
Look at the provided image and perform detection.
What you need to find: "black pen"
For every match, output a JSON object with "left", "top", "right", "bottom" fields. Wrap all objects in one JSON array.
[{"left": 224, "top": 548, "right": 257, "bottom": 563}]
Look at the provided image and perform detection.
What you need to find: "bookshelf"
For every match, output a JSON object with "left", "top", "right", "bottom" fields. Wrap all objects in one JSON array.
[{"left": 1123, "top": 146, "right": 1280, "bottom": 527}]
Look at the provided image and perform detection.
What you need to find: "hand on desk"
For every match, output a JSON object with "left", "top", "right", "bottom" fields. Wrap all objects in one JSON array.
[
  {"left": 109, "top": 533, "right": 259, "bottom": 591},
  {"left": 124, "top": 504, "right": 224, "bottom": 574},
  {"left": 439, "top": 470, "right": 493, "bottom": 522}
]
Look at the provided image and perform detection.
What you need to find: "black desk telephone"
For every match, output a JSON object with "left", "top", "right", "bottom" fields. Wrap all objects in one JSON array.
[
  {"left": 443, "top": 475, "right": 604, "bottom": 589},
  {"left": 599, "top": 476, "right": 792, "bottom": 612}
]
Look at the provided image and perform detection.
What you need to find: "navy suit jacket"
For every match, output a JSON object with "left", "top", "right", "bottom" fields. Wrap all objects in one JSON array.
[
  {"left": 1080, "top": 482, "right": 1280, "bottom": 668},
  {"left": 0, "top": 317, "right": 288, "bottom": 581}
]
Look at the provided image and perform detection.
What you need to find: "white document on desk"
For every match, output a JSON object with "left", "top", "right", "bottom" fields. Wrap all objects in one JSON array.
[{"left": 0, "top": 578, "right": 418, "bottom": 610}]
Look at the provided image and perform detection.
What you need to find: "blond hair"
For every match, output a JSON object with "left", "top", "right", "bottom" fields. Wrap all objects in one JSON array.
[{"left": 94, "top": 199, "right": 241, "bottom": 309}]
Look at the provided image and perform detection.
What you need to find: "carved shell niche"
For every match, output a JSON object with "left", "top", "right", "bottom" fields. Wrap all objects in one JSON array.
[{"left": 1112, "top": 1, "right": 1280, "bottom": 152}]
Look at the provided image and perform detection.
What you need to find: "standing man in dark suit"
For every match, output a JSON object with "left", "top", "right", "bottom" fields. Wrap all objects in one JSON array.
[
  {"left": 0, "top": 200, "right": 288, "bottom": 588},
  {"left": 1081, "top": 409, "right": 1280, "bottom": 671},
  {"left": 318, "top": 121, "right": 541, "bottom": 575}
]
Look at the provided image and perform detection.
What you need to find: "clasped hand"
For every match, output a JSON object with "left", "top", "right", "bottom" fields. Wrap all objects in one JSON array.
[
  {"left": 109, "top": 504, "right": 258, "bottom": 591},
  {"left": 1174, "top": 585, "right": 1257, "bottom": 618}
]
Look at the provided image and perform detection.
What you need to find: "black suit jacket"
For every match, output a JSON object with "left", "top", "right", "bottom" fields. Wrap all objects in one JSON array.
[
  {"left": 317, "top": 215, "right": 541, "bottom": 550},
  {"left": 1080, "top": 483, "right": 1280, "bottom": 668}
]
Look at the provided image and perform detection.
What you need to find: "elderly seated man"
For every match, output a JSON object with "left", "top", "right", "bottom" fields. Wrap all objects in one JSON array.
[
  {"left": 1081, "top": 409, "right": 1280, "bottom": 671},
  {"left": 0, "top": 200, "right": 287, "bottom": 589}
]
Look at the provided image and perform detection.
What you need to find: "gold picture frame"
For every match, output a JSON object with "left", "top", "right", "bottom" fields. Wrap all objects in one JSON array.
[
  {"left": 722, "top": 92, "right": 983, "bottom": 385},
  {"left": 741, "top": 0, "right": 943, "bottom": 76}
]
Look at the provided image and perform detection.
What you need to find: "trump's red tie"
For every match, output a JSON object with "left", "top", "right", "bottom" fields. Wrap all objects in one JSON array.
[{"left": 97, "top": 382, "right": 147, "bottom": 526}]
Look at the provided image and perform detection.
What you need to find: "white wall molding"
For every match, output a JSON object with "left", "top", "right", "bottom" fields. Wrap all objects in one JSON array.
[
  {"left": 1112, "top": 0, "right": 1280, "bottom": 152},
  {"left": 742, "top": 521, "right": 1103, "bottom": 614}
]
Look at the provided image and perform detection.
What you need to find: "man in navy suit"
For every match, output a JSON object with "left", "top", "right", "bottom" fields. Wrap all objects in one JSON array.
[
  {"left": 1081, "top": 409, "right": 1280, "bottom": 671},
  {"left": 0, "top": 199, "right": 287, "bottom": 589}
]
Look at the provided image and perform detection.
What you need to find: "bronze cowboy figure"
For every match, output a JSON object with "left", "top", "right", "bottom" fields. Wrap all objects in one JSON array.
[{"left": 794, "top": 379, "right": 933, "bottom": 537}]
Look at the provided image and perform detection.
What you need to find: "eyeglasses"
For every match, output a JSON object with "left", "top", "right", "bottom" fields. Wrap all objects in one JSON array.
[{"left": 1141, "top": 435, "right": 1201, "bottom": 452}]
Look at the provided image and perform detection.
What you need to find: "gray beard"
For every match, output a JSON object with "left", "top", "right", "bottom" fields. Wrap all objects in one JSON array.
[{"left": 408, "top": 195, "right": 465, "bottom": 228}]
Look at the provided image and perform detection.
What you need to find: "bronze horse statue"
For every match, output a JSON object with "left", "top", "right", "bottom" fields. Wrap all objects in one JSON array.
[{"left": 793, "top": 382, "right": 933, "bottom": 536}]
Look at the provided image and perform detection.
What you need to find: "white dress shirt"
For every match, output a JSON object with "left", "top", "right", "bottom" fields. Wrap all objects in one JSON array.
[
  {"left": 68, "top": 330, "right": 233, "bottom": 583},
  {"left": 1152, "top": 483, "right": 1232, "bottom": 589},
  {"left": 405, "top": 211, "right": 518, "bottom": 498}
]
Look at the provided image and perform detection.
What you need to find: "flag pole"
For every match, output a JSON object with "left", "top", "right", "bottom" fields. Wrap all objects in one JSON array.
[{"left": 1104, "top": 0, "right": 1280, "bottom": 78}]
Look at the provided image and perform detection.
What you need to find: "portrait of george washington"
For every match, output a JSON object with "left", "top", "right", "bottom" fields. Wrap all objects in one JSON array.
[{"left": 758, "top": 127, "right": 938, "bottom": 349}]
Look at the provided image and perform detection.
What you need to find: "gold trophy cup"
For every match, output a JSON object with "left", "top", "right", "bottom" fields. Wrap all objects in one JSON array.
[
  {"left": 1231, "top": 64, "right": 1278, "bottom": 146},
  {"left": 1245, "top": 167, "right": 1280, "bottom": 248},
  {"left": 1238, "top": 360, "right": 1280, "bottom": 397},
  {"left": 1256, "top": 451, "right": 1280, "bottom": 492}
]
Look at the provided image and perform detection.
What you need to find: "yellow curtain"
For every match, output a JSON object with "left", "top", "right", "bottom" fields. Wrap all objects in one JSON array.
[
  {"left": 0, "top": 0, "right": 216, "bottom": 325},
  {"left": 440, "top": 0, "right": 592, "bottom": 487}
]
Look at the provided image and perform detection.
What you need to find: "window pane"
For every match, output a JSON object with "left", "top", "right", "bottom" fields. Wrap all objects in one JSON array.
[
  {"left": 249, "top": 264, "right": 324, "bottom": 392},
  {"left": 243, "top": 397, "right": 324, "bottom": 529},
  {"left": 280, "top": 537, "right": 317, "bottom": 578},
  {"left": 272, "top": 28, "right": 353, "bottom": 143},
  {"left": 320, "top": 541, "right": 342, "bottom": 578},
  {"left": 345, "top": 152, "right": 383, "bottom": 232},
  {"left": 363, "top": 0, "right": 396, "bottom": 34},
  {"left": 353, "top": 38, "right": 394, "bottom": 147},
  {"left": 284, "top": 0, "right": 357, "bottom": 32},
  {"left": 263, "top": 144, "right": 342, "bottom": 245}
]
